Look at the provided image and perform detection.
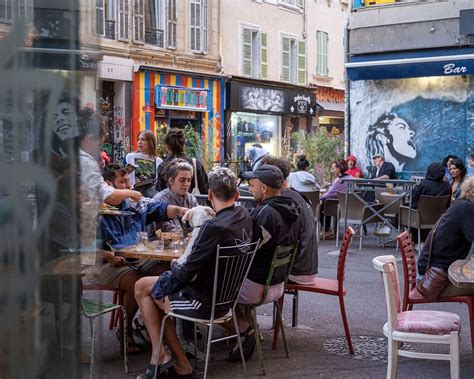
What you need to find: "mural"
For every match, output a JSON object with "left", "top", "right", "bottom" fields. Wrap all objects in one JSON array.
[
  {"left": 239, "top": 86, "right": 285, "bottom": 112},
  {"left": 350, "top": 76, "right": 474, "bottom": 177}
]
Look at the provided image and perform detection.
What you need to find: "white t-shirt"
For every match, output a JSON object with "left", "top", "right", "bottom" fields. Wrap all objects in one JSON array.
[{"left": 125, "top": 152, "right": 163, "bottom": 189}]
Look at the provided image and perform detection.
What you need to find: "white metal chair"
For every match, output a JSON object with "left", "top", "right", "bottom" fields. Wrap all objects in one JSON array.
[
  {"left": 372, "top": 255, "right": 460, "bottom": 379},
  {"left": 155, "top": 241, "right": 259, "bottom": 379}
]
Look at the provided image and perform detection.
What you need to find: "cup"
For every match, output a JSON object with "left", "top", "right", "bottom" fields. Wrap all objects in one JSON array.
[
  {"left": 136, "top": 231, "right": 148, "bottom": 252},
  {"left": 151, "top": 240, "right": 164, "bottom": 254},
  {"left": 386, "top": 183, "right": 394, "bottom": 194}
]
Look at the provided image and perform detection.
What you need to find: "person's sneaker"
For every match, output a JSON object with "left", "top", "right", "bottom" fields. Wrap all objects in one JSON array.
[
  {"left": 226, "top": 328, "right": 256, "bottom": 362},
  {"left": 374, "top": 225, "right": 391, "bottom": 237}
]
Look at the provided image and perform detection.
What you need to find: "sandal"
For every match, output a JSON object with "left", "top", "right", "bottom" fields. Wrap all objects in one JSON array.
[
  {"left": 137, "top": 358, "right": 176, "bottom": 379},
  {"left": 168, "top": 366, "right": 195, "bottom": 379},
  {"left": 226, "top": 326, "right": 256, "bottom": 362}
]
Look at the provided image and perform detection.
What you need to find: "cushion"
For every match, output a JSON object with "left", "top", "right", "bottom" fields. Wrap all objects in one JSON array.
[{"left": 396, "top": 310, "right": 461, "bottom": 335}]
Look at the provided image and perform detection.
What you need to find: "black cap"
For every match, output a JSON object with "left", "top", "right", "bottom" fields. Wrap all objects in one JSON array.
[{"left": 241, "top": 164, "right": 284, "bottom": 189}]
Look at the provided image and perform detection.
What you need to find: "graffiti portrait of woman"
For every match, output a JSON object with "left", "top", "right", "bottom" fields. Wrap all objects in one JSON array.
[{"left": 365, "top": 113, "right": 417, "bottom": 171}]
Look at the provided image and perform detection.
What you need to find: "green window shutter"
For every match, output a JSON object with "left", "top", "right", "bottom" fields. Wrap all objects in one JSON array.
[
  {"left": 297, "top": 0, "right": 305, "bottom": 8},
  {"left": 281, "top": 36, "right": 290, "bottom": 82},
  {"left": 316, "top": 31, "right": 328, "bottom": 76},
  {"left": 242, "top": 28, "right": 252, "bottom": 76},
  {"left": 297, "top": 40, "right": 306, "bottom": 85},
  {"left": 260, "top": 32, "right": 268, "bottom": 79}
]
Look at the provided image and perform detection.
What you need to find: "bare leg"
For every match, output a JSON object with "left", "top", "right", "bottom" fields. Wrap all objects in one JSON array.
[{"left": 117, "top": 270, "right": 141, "bottom": 335}]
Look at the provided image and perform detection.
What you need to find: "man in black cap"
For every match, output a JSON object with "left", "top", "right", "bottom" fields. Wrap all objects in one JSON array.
[
  {"left": 227, "top": 164, "right": 301, "bottom": 361},
  {"left": 369, "top": 154, "right": 396, "bottom": 180}
]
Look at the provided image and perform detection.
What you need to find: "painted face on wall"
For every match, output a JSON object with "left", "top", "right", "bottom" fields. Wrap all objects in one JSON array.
[
  {"left": 52, "top": 102, "right": 79, "bottom": 141},
  {"left": 387, "top": 118, "right": 417, "bottom": 159}
]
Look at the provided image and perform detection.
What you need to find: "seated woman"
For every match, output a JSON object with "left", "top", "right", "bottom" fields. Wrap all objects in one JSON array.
[
  {"left": 346, "top": 154, "right": 363, "bottom": 178},
  {"left": 411, "top": 162, "right": 452, "bottom": 209},
  {"left": 287, "top": 155, "right": 320, "bottom": 192},
  {"left": 417, "top": 176, "right": 474, "bottom": 297},
  {"left": 449, "top": 158, "right": 467, "bottom": 202},
  {"left": 153, "top": 159, "right": 198, "bottom": 233}
]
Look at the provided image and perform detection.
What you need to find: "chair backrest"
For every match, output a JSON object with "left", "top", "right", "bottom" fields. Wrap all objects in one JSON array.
[
  {"left": 322, "top": 198, "right": 339, "bottom": 217},
  {"left": 417, "top": 195, "right": 450, "bottom": 226},
  {"left": 300, "top": 191, "right": 320, "bottom": 217},
  {"left": 337, "top": 192, "right": 366, "bottom": 221},
  {"left": 337, "top": 227, "right": 355, "bottom": 288},
  {"left": 375, "top": 192, "right": 404, "bottom": 217},
  {"left": 396, "top": 231, "right": 417, "bottom": 310},
  {"left": 212, "top": 241, "right": 260, "bottom": 312},
  {"left": 372, "top": 255, "right": 401, "bottom": 333},
  {"left": 256, "top": 242, "right": 299, "bottom": 307}
]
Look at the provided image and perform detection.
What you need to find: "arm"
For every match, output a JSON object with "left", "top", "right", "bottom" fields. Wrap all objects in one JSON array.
[
  {"left": 320, "top": 179, "right": 342, "bottom": 201},
  {"left": 98, "top": 249, "right": 126, "bottom": 267},
  {"left": 105, "top": 189, "right": 142, "bottom": 206},
  {"left": 145, "top": 201, "right": 187, "bottom": 224}
]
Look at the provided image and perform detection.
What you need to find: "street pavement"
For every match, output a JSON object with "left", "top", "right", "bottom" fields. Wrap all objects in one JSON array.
[{"left": 79, "top": 236, "right": 474, "bottom": 378}]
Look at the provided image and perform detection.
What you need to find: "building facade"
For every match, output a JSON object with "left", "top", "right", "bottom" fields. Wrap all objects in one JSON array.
[{"left": 347, "top": 0, "right": 474, "bottom": 178}]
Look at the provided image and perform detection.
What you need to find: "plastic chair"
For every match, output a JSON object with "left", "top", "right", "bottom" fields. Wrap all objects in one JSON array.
[
  {"left": 399, "top": 194, "right": 450, "bottom": 251},
  {"left": 156, "top": 241, "right": 259, "bottom": 379},
  {"left": 245, "top": 243, "right": 299, "bottom": 376},
  {"left": 373, "top": 255, "right": 460, "bottom": 379},
  {"left": 375, "top": 192, "right": 404, "bottom": 219},
  {"left": 300, "top": 190, "right": 321, "bottom": 241},
  {"left": 397, "top": 231, "right": 474, "bottom": 351},
  {"left": 82, "top": 298, "right": 128, "bottom": 378},
  {"left": 321, "top": 198, "right": 339, "bottom": 240},
  {"left": 273, "top": 227, "right": 355, "bottom": 354}
]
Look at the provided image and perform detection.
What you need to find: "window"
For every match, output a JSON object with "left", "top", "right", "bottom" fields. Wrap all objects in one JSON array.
[
  {"left": 95, "top": 0, "right": 117, "bottom": 39},
  {"left": 279, "top": 0, "right": 304, "bottom": 8},
  {"left": 118, "top": 0, "right": 130, "bottom": 41},
  {"left": 95, "top": 0, "right": 105, "bottom": 35},
  {"left": 166, "top": 0, "right": 176, "bottom": 48},
  {"left": 281, "top": 35, "right": 305, "bottom": 84},
  {"left": 190, "top": 0, "right": 208, "bottom": 53},
  {"left": 145, "top": 0, "right": 164, "bottom": 47},
  {"left": 133, "top": 0, "right": 145, "bottom": 43},
  {"left": 316, "top": 30, "right": 328, "bottom": 77},
  {"left": 1, "top": 0, "right": 32, "bottom": 23},
  {"left": 241, "top": 26, "right": 267, "bottom": 79}
]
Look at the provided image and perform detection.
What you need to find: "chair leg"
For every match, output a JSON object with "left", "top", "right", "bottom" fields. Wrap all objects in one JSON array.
[
  {"left": 109, "top": 292, "right": 118, "bottom": 330},
  {"left": 466, "top": 300, "right": 474, "bottom": 352},
  {"left": 203, "top": 322, "right": 214, "bottom": 379},
  {"left": 89, "top": 318, "right": 97, "bottom": 379},
  {"left": 450, "top": 331, "right": 460, "bottom": 379},
  {"left": 387, "top": 338, "right": 399, "bottom": 379},
  {"left": 335, "top": 218, "right": 339, "bottom": 247},
  {"left": 272, "top": 295, "right": 284, "bottom": 350},
  {"left": 417, "top": 229, "right": 421, "bottom": 256},
  {"left": 338, "top": 295, "right": 354, "bottom": 355},
  {"left": 359, "top": 228, "right": 363, "bottom": 250},
  {"left": 250, "top": 306, "right": 266, "bottom": 376},
  {"left": 120, "top": 307, "right": 129, "bottom": 374},
  {"left": 275, "top": 300, "right": 289, "bottom": 358},
  {"left": 292, "top": 290, "right": 299, "bottom": 327},
  {"left": 194, "top": 323, "right": 198, "bottom": 370},
  {"left": 232, "top": 313, "right": 247, "bottom": 373}
]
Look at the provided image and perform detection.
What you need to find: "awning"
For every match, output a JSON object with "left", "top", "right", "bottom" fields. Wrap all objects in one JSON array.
[
  {"left": 346, "top": 47, "right": 474, "bottom": 81},
  {"left": 317, "top": 100, "right": 344, "bottom": 112}
]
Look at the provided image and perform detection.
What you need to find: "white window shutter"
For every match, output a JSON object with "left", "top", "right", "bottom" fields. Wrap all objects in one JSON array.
[
  {"left": 118, "top": 0, "right": 130, "bottom": 40},
  {"left": 281, "top": 36, "right": 290, "bottom": 82},
  {"left": 260, "top": 32, "right": 268, "bottom": 79},
  {"left": 316, "top": 31, "right": 328, "bottom": 76},
  {"left": 133, "top": 0, "right": 144, "bottom": 43},
  {"left": 202, "top": 0, "right": 208, "bottom": 53},
  {"left": 95, "top": 0, "right": 105, "bottom": 36},
  {"left": 297, "top": 40, "right": 306, "bottom": 85},
  {"left": 167, "top": 0, "right": 177, "bottom": 48},
  {"left": 242, "top": 28, "right": 252, "bottom": 76}
]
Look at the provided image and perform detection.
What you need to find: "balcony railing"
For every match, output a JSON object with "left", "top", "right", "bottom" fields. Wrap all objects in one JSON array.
[
  {"left": 104, "top": 20, "right": 115, "bottom": 40},
  {"left": 145, "top": 27, "right": 164, "bottom": 47}
]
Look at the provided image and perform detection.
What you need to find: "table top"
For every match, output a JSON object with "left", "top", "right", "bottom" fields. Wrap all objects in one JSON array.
[
  {"left": 115, "top": 245, "right": 184, "bottom": 261},
  {"left": 448, "top": 259, "right": 474, "bottom": 288},
  {"left": 41, "top": 254, "right": 88, "bottom": 278}
]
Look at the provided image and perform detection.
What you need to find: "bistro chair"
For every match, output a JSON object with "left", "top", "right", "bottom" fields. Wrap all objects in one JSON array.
[
  {"left": 273, "top": 227, "right": 355, "bottom": 354},
  {"left": 373, "top": 255, "right": 460, "bottom": 379},
  {"left": 397, "top": 231, "right": 474, "bottom": 351},
  {"left": 321, "top": 198, "right": 339, "bottom": 241},
  {"left": 82, "top": 284, "right": 125, "bottom": 332},
  {"left": 155, "top": 241, "right": 259, "bottom": 379},
  {"left": 245, "top": 242, "right": 299, "bottom": 376}
]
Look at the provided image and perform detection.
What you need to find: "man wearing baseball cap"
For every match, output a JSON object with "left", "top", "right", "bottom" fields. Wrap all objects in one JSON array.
[
  {"left": 227, "top": 164, "right": 301, "bottom": 361},
  {"left": 369, "top": 154, "right": 395, "bottom": 180}
]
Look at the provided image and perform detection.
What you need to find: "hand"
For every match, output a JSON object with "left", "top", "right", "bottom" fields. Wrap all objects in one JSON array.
[
  {"left": 107, "top": 255, "right": 127, "bottom": 267},
  {"left": 167, "top": 205, "right": 188, "bottom": 219},
  {"left": 128, "top": 190, "right": 143, "bottom": 202}
]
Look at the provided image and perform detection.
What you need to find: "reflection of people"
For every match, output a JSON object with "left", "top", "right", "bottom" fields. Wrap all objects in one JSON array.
[
  {"left": 287, "top": 156, "right": 319, "bottom": 192},
  {"left": 246, "top": 144, "right": 269, "bottom": 171},
  {"left": 365, "top": 113, "right": 416, "bottom": 171},
  {"left": 52, "top": 97, "right": 79, "bottom": 156},
  {"left": 368, "top": 154, "right": 395, "bottom": 180},
  {"left": 346, "top": 155, "right": 363, "bottom": 178},
  {"left": 449, "top": 158, "right": 467, "bottom": 202},
  {"left": 417, "top": 176, "right": 474, "bottom": 297}
]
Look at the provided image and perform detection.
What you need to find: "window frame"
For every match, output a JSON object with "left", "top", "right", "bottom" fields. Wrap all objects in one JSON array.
[
  {"left": 189, "top": 0, "right": 208, "bottom": 54},
  {"left": 280, "top": 32, "right": 300, "bottom": 84},
  {"left": 166, "top": 0, "right": 177, "bottom": 48},
  {"left": 316, "top": 30, "right": 329, "bottom": 77}
]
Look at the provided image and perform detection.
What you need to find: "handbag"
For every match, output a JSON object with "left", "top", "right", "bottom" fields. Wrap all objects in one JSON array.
[
  {"left": 416, "top": 217, "right": 449, "bottom": 302},
  {"left": 191, "top": 158, "right": 201, "bottom": 195}
]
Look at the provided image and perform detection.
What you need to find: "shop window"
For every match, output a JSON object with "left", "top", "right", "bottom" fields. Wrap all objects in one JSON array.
[
  {"left": 281, "top": 35, "right": 306, "bottom": 85},
  {"left": 166, "top": 0, "right": 177, "bottom": 48},
  {"left": 133, "top": 0, "right": 145, "bottom": 43},
  {"left": 118, "top": 0, "right": 130, "bottom": 41},
  {"left": 190, "top": 0, "right": 208, "bottom": 53},
  {"left": 145, "top": 0, "right": 164, "bottom": 47},
  {"left": 316, "top": 30, "right": 328, "bottom": 77},
  {"left": 241, "top": 26, "right": 267, "bottom": 79}
]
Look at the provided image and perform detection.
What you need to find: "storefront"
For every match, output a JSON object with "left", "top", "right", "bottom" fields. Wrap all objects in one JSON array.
[
  {"left": 226, "top": 79, "right": 317, "bottom": 163},
  {"left": 314, "top": 85, "right": 345, "bottom": 136},
  {"left": 132, "top": 67, "right": 225, "bottom": 161}
]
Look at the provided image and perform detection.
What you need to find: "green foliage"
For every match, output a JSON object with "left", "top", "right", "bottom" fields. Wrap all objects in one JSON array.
[
  {"left": 183, "top": 123, "right": 201, "bottom": 159},
  {"left": 155, "top": 122, "right": 168, "bottom": 158},
  {"left": 293, "top": 129, "right": 344, "bottom": 184}
]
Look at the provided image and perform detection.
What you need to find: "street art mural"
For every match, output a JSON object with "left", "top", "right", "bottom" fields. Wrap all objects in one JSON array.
[{"left": 350, "top": 76, "right": 474, "bottom": 178}]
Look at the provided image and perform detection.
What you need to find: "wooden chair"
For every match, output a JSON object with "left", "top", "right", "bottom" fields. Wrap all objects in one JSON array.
[
  {"left": 397, "top": 231, "right": 474, "bottom": 351},
  {"left": 273, "top": 227, "right": 355, "bottom": 354},
  {"left": 373, "top": 255, "right": 460, "bottom": 379}
]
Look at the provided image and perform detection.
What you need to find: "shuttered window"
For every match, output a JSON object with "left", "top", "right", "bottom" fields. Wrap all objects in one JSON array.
[
  {"left": 241, "top": 26, "right": 266, "bottom": 79},
  {"left": 316, "top": 30, "right": 328, "bottom": 77},
  {"left": 166, "top": 0, "right": 176, "bottom": 48},
  {"left": 95, "top": 0, "right": 105, "bottom": 36},
  {"left": 297, "top": 40, "right": 306, "bottom": 85},
  {"left": 118, "top": 0, "right": 130, "bottom": 40},
  {"left": 281, "top": 36, "right": 290, "bottom": 82},
  {"left": 133, "top": 0, "right": 145, "bottom": 43},
  {"left": 260, "top": 32, "right": 268, "bottom": 79},
  {"left": 190, "top": 0, "right": 208, "bottom": 53},
  {"left": 242, "top": 28, "right": 252, "bottom": 76}
]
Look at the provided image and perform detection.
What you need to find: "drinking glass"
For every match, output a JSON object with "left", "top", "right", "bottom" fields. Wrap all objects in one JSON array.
[
  {"left": 136, "top": 231, "right": 148, "bottom": 252},
  {"left": 151, "top": 240, "right": 164, "bottom": 254},
  {"left": 171, "top": 228, "right": 182, "bottom": 253}
]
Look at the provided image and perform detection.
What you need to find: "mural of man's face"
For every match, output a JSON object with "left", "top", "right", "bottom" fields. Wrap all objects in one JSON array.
[
  {"left": 52, "top": 102, "right": 79, "bottom": 141},
  {"left": 387, "top": 118, "right": 416, "bottom": 159}
]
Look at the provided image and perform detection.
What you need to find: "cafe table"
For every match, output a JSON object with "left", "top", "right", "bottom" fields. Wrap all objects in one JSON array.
[
  {"left": 448, "top": 259, "right": 474, "bottom": 289},
  {"left": 115, "top": 244, "right": 184, "bottom": 261}
]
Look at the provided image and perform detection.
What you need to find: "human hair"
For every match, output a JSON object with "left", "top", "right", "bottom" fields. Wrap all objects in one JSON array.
[
  {"left": 164, "top": 158, "right": 193, "bottom": 186},
  {"left": 460, "top": 176, "right": 474, "bottom": 201},
  {"left": 138, "top": 130, "right": 157, "bottom": 157},
  {"left": 208, "top": 167, "right": 238, "bottom": 201},
  {"left": 77, "top": 107, "right": 106, "bottom": 141},
  {"left": 103, "top": 163, "right": 128, "bottom": 183},
  {"left": 450, "top": 158, "right": 467, "bottom": 180},
  {"left": 252, "top": 143, "right": 263, "bottom": 149},
  {"left": 442, "top": 155, "right": 459, "bottom": 167},
  {"left": 297, "top": 156, "right": 310, "bottom": 171},
  {"left": 333, "top": 159, "right": 348, "bottom": 174},
  {"left": 164, "top": 128, "right": 185, "bottom": 156},
  {"left": 260, "top": 155, "right": 291, "bottom": 179},
  {"left": 365, "top": 113, "right": 396, "bottom": 162}
]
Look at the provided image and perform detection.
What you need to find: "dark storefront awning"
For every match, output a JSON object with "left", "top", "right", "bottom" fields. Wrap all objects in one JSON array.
[{"left": 346, "top": 47, "right": 474, "bottom": 81}]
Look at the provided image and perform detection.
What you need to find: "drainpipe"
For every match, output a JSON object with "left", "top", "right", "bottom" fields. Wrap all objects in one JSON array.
[
  {"left": 217, "top": 0, "right": 223, "bottom": 72},
  {"left": 343, "top": 16, "right": 350, "bottom": 158}
]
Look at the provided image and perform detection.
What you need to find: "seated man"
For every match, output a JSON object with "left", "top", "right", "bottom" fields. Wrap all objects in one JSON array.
[
  {"left": 229, "top": 165, "right": 300, "bottom": 360},
  {"left": 89, "top": 163, "right": 187, "bottom": 353},
  {"left": 368, "top": 154, "right": 395, "bottom": 180},
  {"left": 134, "top": 167, "right": 253, "bottom": 378}
]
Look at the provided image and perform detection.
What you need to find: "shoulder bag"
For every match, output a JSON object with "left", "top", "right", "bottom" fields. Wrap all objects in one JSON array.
[
  {"left": 191, "top": 158, "right": 201, "bottom": 195},
  {"left": 416, "top": 217, "right": 449, "bottom": 302}
]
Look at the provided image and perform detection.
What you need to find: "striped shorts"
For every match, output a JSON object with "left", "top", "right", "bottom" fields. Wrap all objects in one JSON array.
[{"left": 167, "top": 291, "right": 228, "bottom": 320}]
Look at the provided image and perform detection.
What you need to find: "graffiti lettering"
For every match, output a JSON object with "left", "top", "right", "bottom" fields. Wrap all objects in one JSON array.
[{"left": 443, "top": 63, "right": 467, "bottom": 75}]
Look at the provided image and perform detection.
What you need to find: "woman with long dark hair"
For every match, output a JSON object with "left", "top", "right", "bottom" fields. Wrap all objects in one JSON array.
[{"left": 449, "top": 158, "right": 467, "bottom": 202}]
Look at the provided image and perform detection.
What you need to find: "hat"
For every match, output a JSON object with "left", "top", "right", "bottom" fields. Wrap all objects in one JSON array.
[
  {"left": 372, "top": 153, "right": 384, "bottom": 159},
  {"left": 241, "top": 164, "right": 284, "bottom": 189}
]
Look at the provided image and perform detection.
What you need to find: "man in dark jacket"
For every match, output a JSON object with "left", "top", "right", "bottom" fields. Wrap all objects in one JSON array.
[
  {"left": 369, "top": 154, "right": 395, "bottom": 179},
  {"left": 261, "top": 155, "right": 318, "bottom": 284},
  {"left": 411, "top": 162, "right": 452, "bottom": 209},
  {"left": 134, "top": 167, "right": 253, "bottom": 378}
]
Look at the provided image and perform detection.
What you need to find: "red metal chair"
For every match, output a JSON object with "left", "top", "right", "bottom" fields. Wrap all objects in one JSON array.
[
  {"left": 397, "top": 231, "right": 474, "bottom": 351},
  {"left": 272, "top": 227, "right": 355, "bottom": 354}
]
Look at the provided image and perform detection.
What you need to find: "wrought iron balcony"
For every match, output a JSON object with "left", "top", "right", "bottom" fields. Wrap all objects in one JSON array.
[
  {"left": 104, "top": 20, "right": 115, "bottom": 40},
  {"left": 145, "top": 27, "right": 164, "bottom": 47}
]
